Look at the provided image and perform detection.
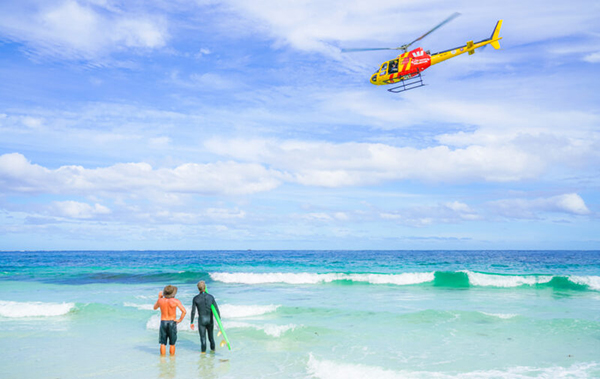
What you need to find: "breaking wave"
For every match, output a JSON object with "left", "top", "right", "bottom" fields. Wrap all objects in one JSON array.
[
  {"left": 210, "top": 272, "right": 435, "bottom": 285},
  {"left": 210, "top": 271, "right": 600, "bottom": 291},
  {"left": 226, "top": 321, "right": 298, "bottom": 337},
  {"left": 220, "top": 304, "right": 280, "bottom": 318},
  {"left": 0, "top": 300, "right": 76, "bottom": 318},
  {"left": 307, "top": 355, "right": 599, "bottom": 379}
]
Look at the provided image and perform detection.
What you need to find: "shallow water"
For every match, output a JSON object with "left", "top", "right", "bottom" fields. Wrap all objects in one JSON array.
[{"left": 1, "top": 250, "right": 599, "bottom": 378}]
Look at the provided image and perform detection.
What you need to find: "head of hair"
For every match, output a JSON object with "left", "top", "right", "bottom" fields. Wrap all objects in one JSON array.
[
  {"left": 197, "top": 280, "right": 206, "bottom": 293},
  {"left": 163, "top": 285, "right": 177, "bottom": 298}
]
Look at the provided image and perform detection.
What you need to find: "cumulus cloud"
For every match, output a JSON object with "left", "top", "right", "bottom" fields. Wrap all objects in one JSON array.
[
  {"left": 0, "top": 153, "right": 281, "bottom": 197},
  {"left": 205, "top": 138, "right": 545, "bottom": 186},
  {"left": 0, "top": 0, "right": 168, "bottom": 61},
  {"left": 51, "top": 200, "right": 111, "bottom": 219},
  {"left": 488, "top": 193, "right": 591, "bottom": 219}
]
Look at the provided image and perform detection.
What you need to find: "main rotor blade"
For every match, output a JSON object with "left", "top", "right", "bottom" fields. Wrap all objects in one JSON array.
[
  {"left": 341, "top": 47, "right": 403, "bottom": 53},
  {"left": 403, "top": 12, "right": 461, "bottom": 51}
]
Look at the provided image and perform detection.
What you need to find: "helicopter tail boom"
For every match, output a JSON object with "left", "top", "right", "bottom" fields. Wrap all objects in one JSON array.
[{"left": 430, "top": 19, "right": 502, "bottom": 66}]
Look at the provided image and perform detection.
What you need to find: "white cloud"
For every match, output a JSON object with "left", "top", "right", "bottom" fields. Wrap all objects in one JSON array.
[
  {"left": 170, "top": 71, "right": 237, "bottom": 90},
  {"left": 0, "top": 153, "right": 281, "bottom": 197},
  {"left": 205, "top": 138, "right": 546, "bottom": 186},
  {"left": 488, "top": 193, "right": 591, "bottom": 219},
  {"left": 219, "top": 0, "right": 597, "bottom": 59},
  {"left": 379, "top": 201, "right": 480, "bottom": 227},
  {"left": 0, "top": 0, "right": 168, "bottom": 61},
  {"left": 583, "top": 52, "right": 600, "bottom": 63},
  {"left": 51, "top": 200, "right": 111, "bottom": 219},
  {"left": 195, "top": 48, "right": 211, "bottom": 58},
  {"left": 551, "top": 193, "right": 591, "bottom": 215},
  {"left": 296, "top": 212, "right": 350, "bottom": 222}
]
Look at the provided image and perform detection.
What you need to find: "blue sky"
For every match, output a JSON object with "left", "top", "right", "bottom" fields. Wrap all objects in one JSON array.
[{"left": 1, "top": 0, "right": 599, "bottom": 250}]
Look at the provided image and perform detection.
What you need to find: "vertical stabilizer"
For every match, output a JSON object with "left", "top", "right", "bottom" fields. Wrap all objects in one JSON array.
[{"left": 490, "top": 20, "right": 503, "bottom": 49}]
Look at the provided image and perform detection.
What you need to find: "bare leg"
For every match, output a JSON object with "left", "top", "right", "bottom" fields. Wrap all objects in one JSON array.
[
  {"left": 160, "top": 344, "right": 166, "bottom": 355},
  {"left": 169, "top": 345, "right": 176, "bottom": 355}
]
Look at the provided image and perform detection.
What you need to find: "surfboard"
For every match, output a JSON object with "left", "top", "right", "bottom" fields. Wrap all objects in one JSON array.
[{"left": 211, "top": 304, "right": 231, "bottom": 350}]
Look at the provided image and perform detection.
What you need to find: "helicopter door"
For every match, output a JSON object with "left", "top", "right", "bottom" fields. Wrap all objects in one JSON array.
[{"left": 379, "top": 62, "right": 388, "bottom": 76}]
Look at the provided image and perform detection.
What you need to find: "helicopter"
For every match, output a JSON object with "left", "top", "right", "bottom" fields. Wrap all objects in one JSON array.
[{"left": 343, "top": 13, "right": 503, "bottom": 93}]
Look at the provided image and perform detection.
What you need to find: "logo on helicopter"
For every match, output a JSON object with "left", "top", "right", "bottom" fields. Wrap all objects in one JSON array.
[{"left": 412, "top": 50, "right": 425, "bottom": 57}]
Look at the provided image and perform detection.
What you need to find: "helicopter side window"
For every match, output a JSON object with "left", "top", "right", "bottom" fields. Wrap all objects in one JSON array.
[
  {"left": 389, "top": 59, "right": 399, "bottom": 74},
  {"left": 379, "top": 63, "right": 388, "bottom": 76}
]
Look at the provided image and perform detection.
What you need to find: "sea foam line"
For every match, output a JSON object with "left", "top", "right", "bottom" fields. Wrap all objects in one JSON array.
[
  {"left": 481, "top": 312, "right": 518, "bottom": 319},
  {"left": 569, "top": 275, "right": 600, "bottom": 291},
  {"left": 210, "top": 272, "right": 600, "bottom": 290},
  {"left": 464, "top": 271, "right": 553, "bottom": 288},
  {"left": 145, "top": 315, "right": 295, "bottom": 337},
  {"left": 219, "top": 304, "right": 280, "bottom": 318},
  {"left": 146, "top": 303, "right": 282, "bottom": 332},
  {"left": 226, "top": 321, "right": 298, "bottom": 337},
  {"left": 307, "top": 355, "right": 599, "bottom": 379},
  {"left": 0, "top": 300, "right": 75, "bottom": 318},
  {"left": 210, "top": 272, "right": 435, "bottom": 285},
  {"left": 123, "top": 302, "right": 154, "bottom": 311}
]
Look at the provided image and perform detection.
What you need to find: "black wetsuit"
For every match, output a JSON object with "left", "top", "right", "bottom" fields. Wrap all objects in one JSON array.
[{"left": 191, "top": 292, "right": 220, "bottom": 352}]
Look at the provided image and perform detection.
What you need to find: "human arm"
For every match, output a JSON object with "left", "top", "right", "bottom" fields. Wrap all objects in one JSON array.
[
  {"left": 190, "top": 297, "right": 196, "bottom": 330},
  {"left": 153, "top": 291, "right": 163, "bottom": 310},
  {"left": 176, "top": 300, "right": 186, "bottom": 324}
]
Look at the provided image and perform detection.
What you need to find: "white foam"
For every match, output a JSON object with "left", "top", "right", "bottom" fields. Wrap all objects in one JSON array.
[
  {"left": 307, "top": 355, "right": 599, "bottom": 379},
  {"left": 146, "top": 302, "right": 281, "bottom": 333},
  {"left": 569, "top": 275, "right": 600, "bottom": 290},
  {"left": 465, "top": 271, "right": 553, "bottom": 287},
  {"left": 481, "top": 312, "right": 518, "bottom": 319},
  {"left": 225, "top": 321, "right": 298, "bottom": 337},
  {"left": 210, "top": 272, "right": 434, "bottom": 285},
  {"left": 146, "top": 313, "right": 296, "bottom": 337},
  {"left": 134, "top": 295, "right": 155, "bottom": 300},
  {"left": 123, "top": 302, "right": 154, "bottom": 310},
  {"left": 220, "top": 304, "right": 280, "bottom": 318},
  {"left": 349, "top": 273, "right": 435, "bottom": 285},
  {"left": 146, "top": 314, "right": 194, "bottom": 332},
  {"left": 0, "top": 300, "right": 75, "bottom": 318},
  {"left": 307, "top": 354, "right": 405, "bottom": 379}
]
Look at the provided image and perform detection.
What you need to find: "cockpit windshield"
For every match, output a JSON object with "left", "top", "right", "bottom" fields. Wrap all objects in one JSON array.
[{"left": 379, "top": 63, "right": 388, "bottom": 76}]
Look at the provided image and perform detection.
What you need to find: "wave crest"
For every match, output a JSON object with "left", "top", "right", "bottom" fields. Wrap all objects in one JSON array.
[
  {"left": 210, "top": 271, "right": 600, "bottom": 291},
  {"left": 465, "top": 271, "right": 552, "bottom": 287},
  {"left": 0, "top": 300, "right": 75, "bottom": 318},
  {"left": 220, "top": 304, "right": 279, "bottom": 318},
  {"left": 307, "top": 355, "right": 599, "bottom": 379},
  {"left": 210, "top": 272, "right": 435, "bottom": 285}
]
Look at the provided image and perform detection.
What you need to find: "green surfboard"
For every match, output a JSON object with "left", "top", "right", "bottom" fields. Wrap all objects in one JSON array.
[
  {"left": 211, "top": 304, "right": 231, "bottom": 350},
  {"left": 206, "top": 287, "right": 230, "bottom": 350}
]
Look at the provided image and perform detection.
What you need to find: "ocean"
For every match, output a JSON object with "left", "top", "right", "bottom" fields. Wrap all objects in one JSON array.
[{"left": 1, "top": 250, "right": 599, "bottom": 378}]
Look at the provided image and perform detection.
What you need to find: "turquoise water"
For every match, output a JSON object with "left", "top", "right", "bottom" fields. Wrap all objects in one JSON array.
[{"left": 1, "top": 250, "right": 599, "bottom": 378}]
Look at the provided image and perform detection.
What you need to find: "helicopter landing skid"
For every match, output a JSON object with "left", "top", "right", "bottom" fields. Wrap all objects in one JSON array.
[{"left": 387, "top": 73, "right": 425, "bottom": 93}]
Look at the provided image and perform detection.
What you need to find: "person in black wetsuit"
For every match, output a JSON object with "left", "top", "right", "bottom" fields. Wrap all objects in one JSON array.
[{"left": 190, "top": 280, "right": 221, "bottom": 353}]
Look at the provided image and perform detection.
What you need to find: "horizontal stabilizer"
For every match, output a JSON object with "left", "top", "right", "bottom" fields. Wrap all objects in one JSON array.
[{"left": 466, "top": 40, "right": 474, "bottom": 55}]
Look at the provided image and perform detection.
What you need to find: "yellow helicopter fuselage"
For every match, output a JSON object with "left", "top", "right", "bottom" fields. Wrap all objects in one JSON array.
[{"left": 370, "top": 20, "right": 503, "bottom": 86}]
